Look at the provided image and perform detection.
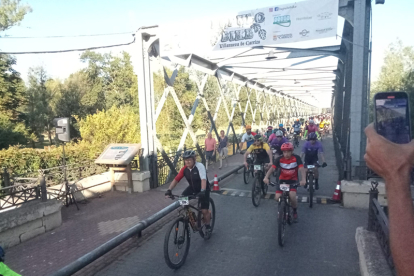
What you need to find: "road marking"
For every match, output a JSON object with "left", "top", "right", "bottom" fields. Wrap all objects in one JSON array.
[
  {"left": 230, "top": 191, "right": 237, "bottom": 196},
  {"left": 222, "top": 190, "right": 229, "bottom": 195},
  {"left": 239, "top": 192, "right": 245, "bottom": 197},
  {"left": 321, "top": 198, "right": 327, "bottom": 204},
  {"left": 302, "top": 197, "right": 308, "bottom": 203}
]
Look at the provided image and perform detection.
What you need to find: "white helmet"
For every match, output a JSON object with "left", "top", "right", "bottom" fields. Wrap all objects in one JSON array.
[
  {"left": 275, "top": 130, "right": 283, "bottom": 137},
  {"left": 309, "top": 120, "right": 314, "bottom": 124}
]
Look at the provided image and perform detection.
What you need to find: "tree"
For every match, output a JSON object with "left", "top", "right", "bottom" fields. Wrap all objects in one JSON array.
[
  {"left": 24, "top": 67, "right": 55, "bottom": 147},
  {"left": 0, "top": 112, "right": 32, "bottom": 149},
  {"left": 0, "top": 54, "right": 26, "bottom": 120},
  {"left": 0, "top": 0, "right": 32, "bottom": 32}
]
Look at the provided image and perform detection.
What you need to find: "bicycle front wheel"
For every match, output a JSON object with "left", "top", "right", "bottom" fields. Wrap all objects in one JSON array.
[
  {"left": 198, "top": 197, "right": 216, "bottom": 239},
  {"left": 164, "top": 217, "right": 190, "bottom": 269},
  {"left": 252, "top": 177, "right": 262, "bottom": 207},
  {"left": 243, "top": 166, "right": 250, "bottom": 184},
  {"left": 278, "top": 199, "right": 286, "bottom": 247},
  {"left": 308, "top": 173, "right": 314, "bottom": 208}
]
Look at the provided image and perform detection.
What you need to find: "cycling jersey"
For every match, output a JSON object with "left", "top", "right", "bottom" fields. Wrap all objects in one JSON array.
[
  {"left": 319, "top": 120, "right": 327, "bottom": 128},
  {"left": 265, "top": 130, "right": 273, "bottom": 139},
  {"left": 175, "top": 162, "right": 209, "bottom": 192},
  {"left": 292, "top": 123, "right": 301, "bottom": 132},
  {"left": 241, "top": 132, "right": 257, "bottom": 148},
  {"left": 270, "top": 137, "right": 289, "bottom": 155},
  {"left": 248, "top": 143, "right": 270, "bottom": 162},
  {"left": 278, "top": 127, "right": 287, "bottom": 136},
  {"left": 272, "top": 154, "right": 304, "bottom": 182},
  {"left": 302, "top": 141, "right": 323, "bottom": 165},
  {"left": 305, "top": 124, "right": 319, "bottom": 134}
]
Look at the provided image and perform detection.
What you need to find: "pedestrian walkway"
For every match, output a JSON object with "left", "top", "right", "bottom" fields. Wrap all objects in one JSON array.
[{"left": 4, "top": 154, "right": 244, "bottom": 276}]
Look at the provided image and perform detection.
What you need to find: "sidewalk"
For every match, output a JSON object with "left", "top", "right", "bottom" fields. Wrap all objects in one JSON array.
[{"left": 5, "top": 154, "right": 244, "bottom": 276}]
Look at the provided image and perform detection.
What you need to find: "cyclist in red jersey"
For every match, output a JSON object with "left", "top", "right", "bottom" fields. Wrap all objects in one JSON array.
[{"left": 263, "top": 142, "right": 306, "bottom": 222}]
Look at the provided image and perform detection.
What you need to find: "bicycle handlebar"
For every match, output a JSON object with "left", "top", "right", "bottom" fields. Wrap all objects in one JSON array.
[
  {"left": 269, "top": 182, "right": 299, "bottom": 188},
  {"left": 168, "top": 194, "right": 198, "bottom": 200}
]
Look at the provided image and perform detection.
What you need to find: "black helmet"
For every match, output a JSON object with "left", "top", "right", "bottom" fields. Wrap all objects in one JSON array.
[
  {"left": 182, "top": 150, "right": 196, "bottom": 159},
  {"left": 254, "top": 134, "right": 263, "bottom": 141}
]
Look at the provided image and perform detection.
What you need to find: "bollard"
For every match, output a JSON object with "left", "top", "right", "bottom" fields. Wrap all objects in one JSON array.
[
  {"left": 40, "top": 175, "right": 48, "bottom": 202},
  {"left": 367, "top": 181, "right": 379, "bottom": 231}
]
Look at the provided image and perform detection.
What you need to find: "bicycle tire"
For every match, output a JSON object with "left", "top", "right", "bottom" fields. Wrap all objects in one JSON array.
[
  {"left": 198, "top": 197, "right": 216, "bottom": 239},
  {"left": 260, "top": 173, "right": 268, "bottom": 196},
  {"left": 164, "top": 217, "right": 190, "bottom": 269},
  {"left": 278, "top": 199, "right": 286, "bottom": 247},
  {"left": 252, "top": 177, "right": 262, "bottom": 207},
  {"left": 308, "top": 173, "right": 314, "bottom": 208},
  {"left": 243, "top": 166, "right": 250, "bottom": 184}
]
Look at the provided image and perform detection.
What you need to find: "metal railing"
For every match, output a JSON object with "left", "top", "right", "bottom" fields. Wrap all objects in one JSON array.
[
  {"left": 367, "top": 181, "right": 394, "bottom": 272},
  {"left": 153, "top": 137, "right": 240, "bottom": 188},
  {"left": 49, "top": 165, "right": 243, "bottom": 276}
]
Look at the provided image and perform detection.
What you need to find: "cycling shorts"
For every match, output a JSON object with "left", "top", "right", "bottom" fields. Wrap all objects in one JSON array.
[
  {"left": 181, "top": 186, "right": 210, "bottom": 210},
  {"left": 276, "top": 180, "right": 297, "bottom": 194},
  {"left": 304, "top": 159, "right": 319, "bottom": 167}
]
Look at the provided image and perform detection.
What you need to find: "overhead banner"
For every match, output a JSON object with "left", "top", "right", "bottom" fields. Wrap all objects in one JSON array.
[{"left": 213, "top": 0, "right": 338, "bottom": 51}]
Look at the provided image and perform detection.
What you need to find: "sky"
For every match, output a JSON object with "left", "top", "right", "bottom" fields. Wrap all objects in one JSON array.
[{"left": 1, "top": 0, "right": 413, "bottom": 106}]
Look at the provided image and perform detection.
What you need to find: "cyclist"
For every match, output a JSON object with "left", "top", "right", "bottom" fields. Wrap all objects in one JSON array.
[
  {"left": 269, "top": 130, "right": 289, "bottom": 157},
  {"left": 165, "top": 150, "right": 212, "bottom": 237},
  {"left": 0, "top": 246, "right": 21, "bottom": 276},
  {"left": 303, "top": 119, "right": 320, "bottom": 140},
  {"left": 319, "top": 117, "right": 329, "bottom": 137},
  {"left": 278, "top": 123, "right": 287, "bottom": 137},
  {"left": 244, "top": 135, "right": 273, "bottom": 175},
  {"left": 267, "top": 128, "right": 278, "bottom": 144},
  {"left": 300, "top": 117, "right": 305, "bottom": 126},
  {"left": 239, "top": 125, "right": 256, "bottom": 151},
  {"left": 263, "top": 142, "right": 306, "bottom": 222},
  {"left": 300, "top": 132, "right": 327, "bottom": 190},
  {"left": 292, "top": 119, "right": 302, "bottom": 138},
  {"left": 265, "top": 126, "right": 273, "bottom": 140}
]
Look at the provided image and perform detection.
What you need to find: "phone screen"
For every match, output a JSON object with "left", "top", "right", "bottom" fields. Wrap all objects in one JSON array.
[{"left": 375, "top": 96, "right": 410, "bottom": 144}]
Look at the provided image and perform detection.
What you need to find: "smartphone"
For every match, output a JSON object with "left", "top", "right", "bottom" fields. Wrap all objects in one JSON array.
[{"left": 374, "top": 92, "right": 411, "bottom": 144}]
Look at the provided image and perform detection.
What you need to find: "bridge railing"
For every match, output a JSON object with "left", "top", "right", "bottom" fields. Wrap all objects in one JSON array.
[{"left": 367, "top": 181, "right": 394, "bottom": 272}]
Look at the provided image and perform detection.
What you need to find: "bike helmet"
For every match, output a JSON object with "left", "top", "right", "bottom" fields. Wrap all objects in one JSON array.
[
  {"left": 281, "top": 142, "right": 294, "bottom": 151},
  {"left": 182, "top": 150, "right": 196, "bottom": 159},
  {"left": 267, "top": 126, "right": 273, "bottom": 130},
  {"left": 309, "top": 120, "right": 314, "bottom": 124},
  {"left": 0, "top": 246, "right": 4, "bottom": 262},
  {"left": 254, "top": 134, "right": 263, "bottom": 141},
  {"left": 308, "top": 132, "right": 317, "bottom": 141},
  {"left": 245, "top": 125, "right": 252, "bottom": 130},
  {"left": 275, "top": 130, "right": 283, "bottom": 137},
  {"left": 279, "top": 123, "right": 283, "bottom": 127}
]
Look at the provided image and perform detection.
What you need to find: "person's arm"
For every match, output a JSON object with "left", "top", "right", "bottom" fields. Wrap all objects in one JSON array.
[
  {"left": 298, "top": 166, "right": 306, "bottom": 186},
  {"left": 244, "top": 148, "right": 252, "bottom": 163},
  {"left": 365, "top": 124, "right": 414, "bottom": 276},
  {"left": 266, "top": 148, "right": 273, "bottom": 164},
  {"left": 264, "top": 164, "right": 276, "bottom": 183},
  {"left": 166, "top": 166, "right": 186, "bottom": 194}
]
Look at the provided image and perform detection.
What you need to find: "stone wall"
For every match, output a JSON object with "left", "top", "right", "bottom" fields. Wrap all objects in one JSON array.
[{"left": 0, "top": 200, "right": 62, "bottom": 249}]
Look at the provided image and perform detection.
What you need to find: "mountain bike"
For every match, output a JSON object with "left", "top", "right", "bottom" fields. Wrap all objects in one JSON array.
[
  {"left": 306, "top": 163, "right": 322, "bottom": 208},
  {"left": 251, "top": 162, "right": 268, "bottom": 207},
  {"left": 269, "top": 182, "right": 298, "bottom": 247},
  {"left": 293, "top": 133, "right": 300, "bottom": 148},
  {"left": 164, "top": 194, "right": 215, "bottom": 269}
]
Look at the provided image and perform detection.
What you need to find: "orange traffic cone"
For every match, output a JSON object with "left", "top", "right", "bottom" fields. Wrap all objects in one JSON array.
[
  {"left": 332, "top": 181, "right": 342, "bottom": 202},
  {"left": 213, "top": 174, "right": 220, "bottom": 191}
]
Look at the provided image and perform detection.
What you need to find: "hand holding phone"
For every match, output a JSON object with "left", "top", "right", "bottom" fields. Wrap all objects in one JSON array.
[{"left": 374, "top": 92, "right": 411, "bottom": 144}]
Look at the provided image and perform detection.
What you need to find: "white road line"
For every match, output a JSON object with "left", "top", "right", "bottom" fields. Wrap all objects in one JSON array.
[
  {"left": 301, "top": 197, "right": 308, "bottom": 202},
  {"left": 239, "top": 192, "right": 245, "bottom": 197}
]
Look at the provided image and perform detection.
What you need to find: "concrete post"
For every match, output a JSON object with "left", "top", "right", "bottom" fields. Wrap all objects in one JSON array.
[{"left": 349, "top": 0, "right": 371, "bottom": 171}]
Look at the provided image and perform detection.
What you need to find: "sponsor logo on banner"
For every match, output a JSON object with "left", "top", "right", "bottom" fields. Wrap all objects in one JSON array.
[
  {"left": 273, "top": 15, "right": 291, "bottom": 27},
  {"left": 299, "top": 29, "right": 310, "bottom": 37},
  {"left": 269, "top": 7, "right": 273, "bottom": 12},
  {"left": 296, "top": 16, "right": 312, "bottom": 21},
  {"left": 315, "top": 27, "right": 333, "bottom": 34},
  {"left": 317, "top": 12, "right": 332, "bottom": 20},
  {"left": 274, "top": 5, "right": 297, "bottom": 12},
  {"left": 276, "top": 33, "right": 292, "bottom": 39}
]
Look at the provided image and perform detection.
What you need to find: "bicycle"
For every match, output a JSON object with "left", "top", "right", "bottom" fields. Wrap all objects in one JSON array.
[
  {"left": 293, "top": 133, "right": 300, "bottom": 148},
  {"left": 306, "top": 163, "right": 323, "bottom": 208},
  {"left": 251, "top": 162, "right": 268, "bottom": 207},
  {"left": 164, "top": 194, "right": 216, "bottom": 269},
  {"left": 269, "top": 182, "right": 298, "bottom": 247}
]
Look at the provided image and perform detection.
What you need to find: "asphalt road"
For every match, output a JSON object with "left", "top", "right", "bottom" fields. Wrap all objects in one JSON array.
[{"left": 98, "top": 192, "right": 366, "bottom": 276}]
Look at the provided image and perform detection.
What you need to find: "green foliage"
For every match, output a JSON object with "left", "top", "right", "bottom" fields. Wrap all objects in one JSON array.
[
  {"left": 371, "top": 40, "right": 414, "bottom": 131},
  {"left": 77, "top": 105, "right": 140, "bottom": 150},
  {"left": 0, "top": 0, "right": 32, "bottom": 32},
  {"left": 0, "top": 112, "right": 32, "bottom": 149},
  {"left": 0, "top": 54, "right": 26, "bottom": 120}
]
